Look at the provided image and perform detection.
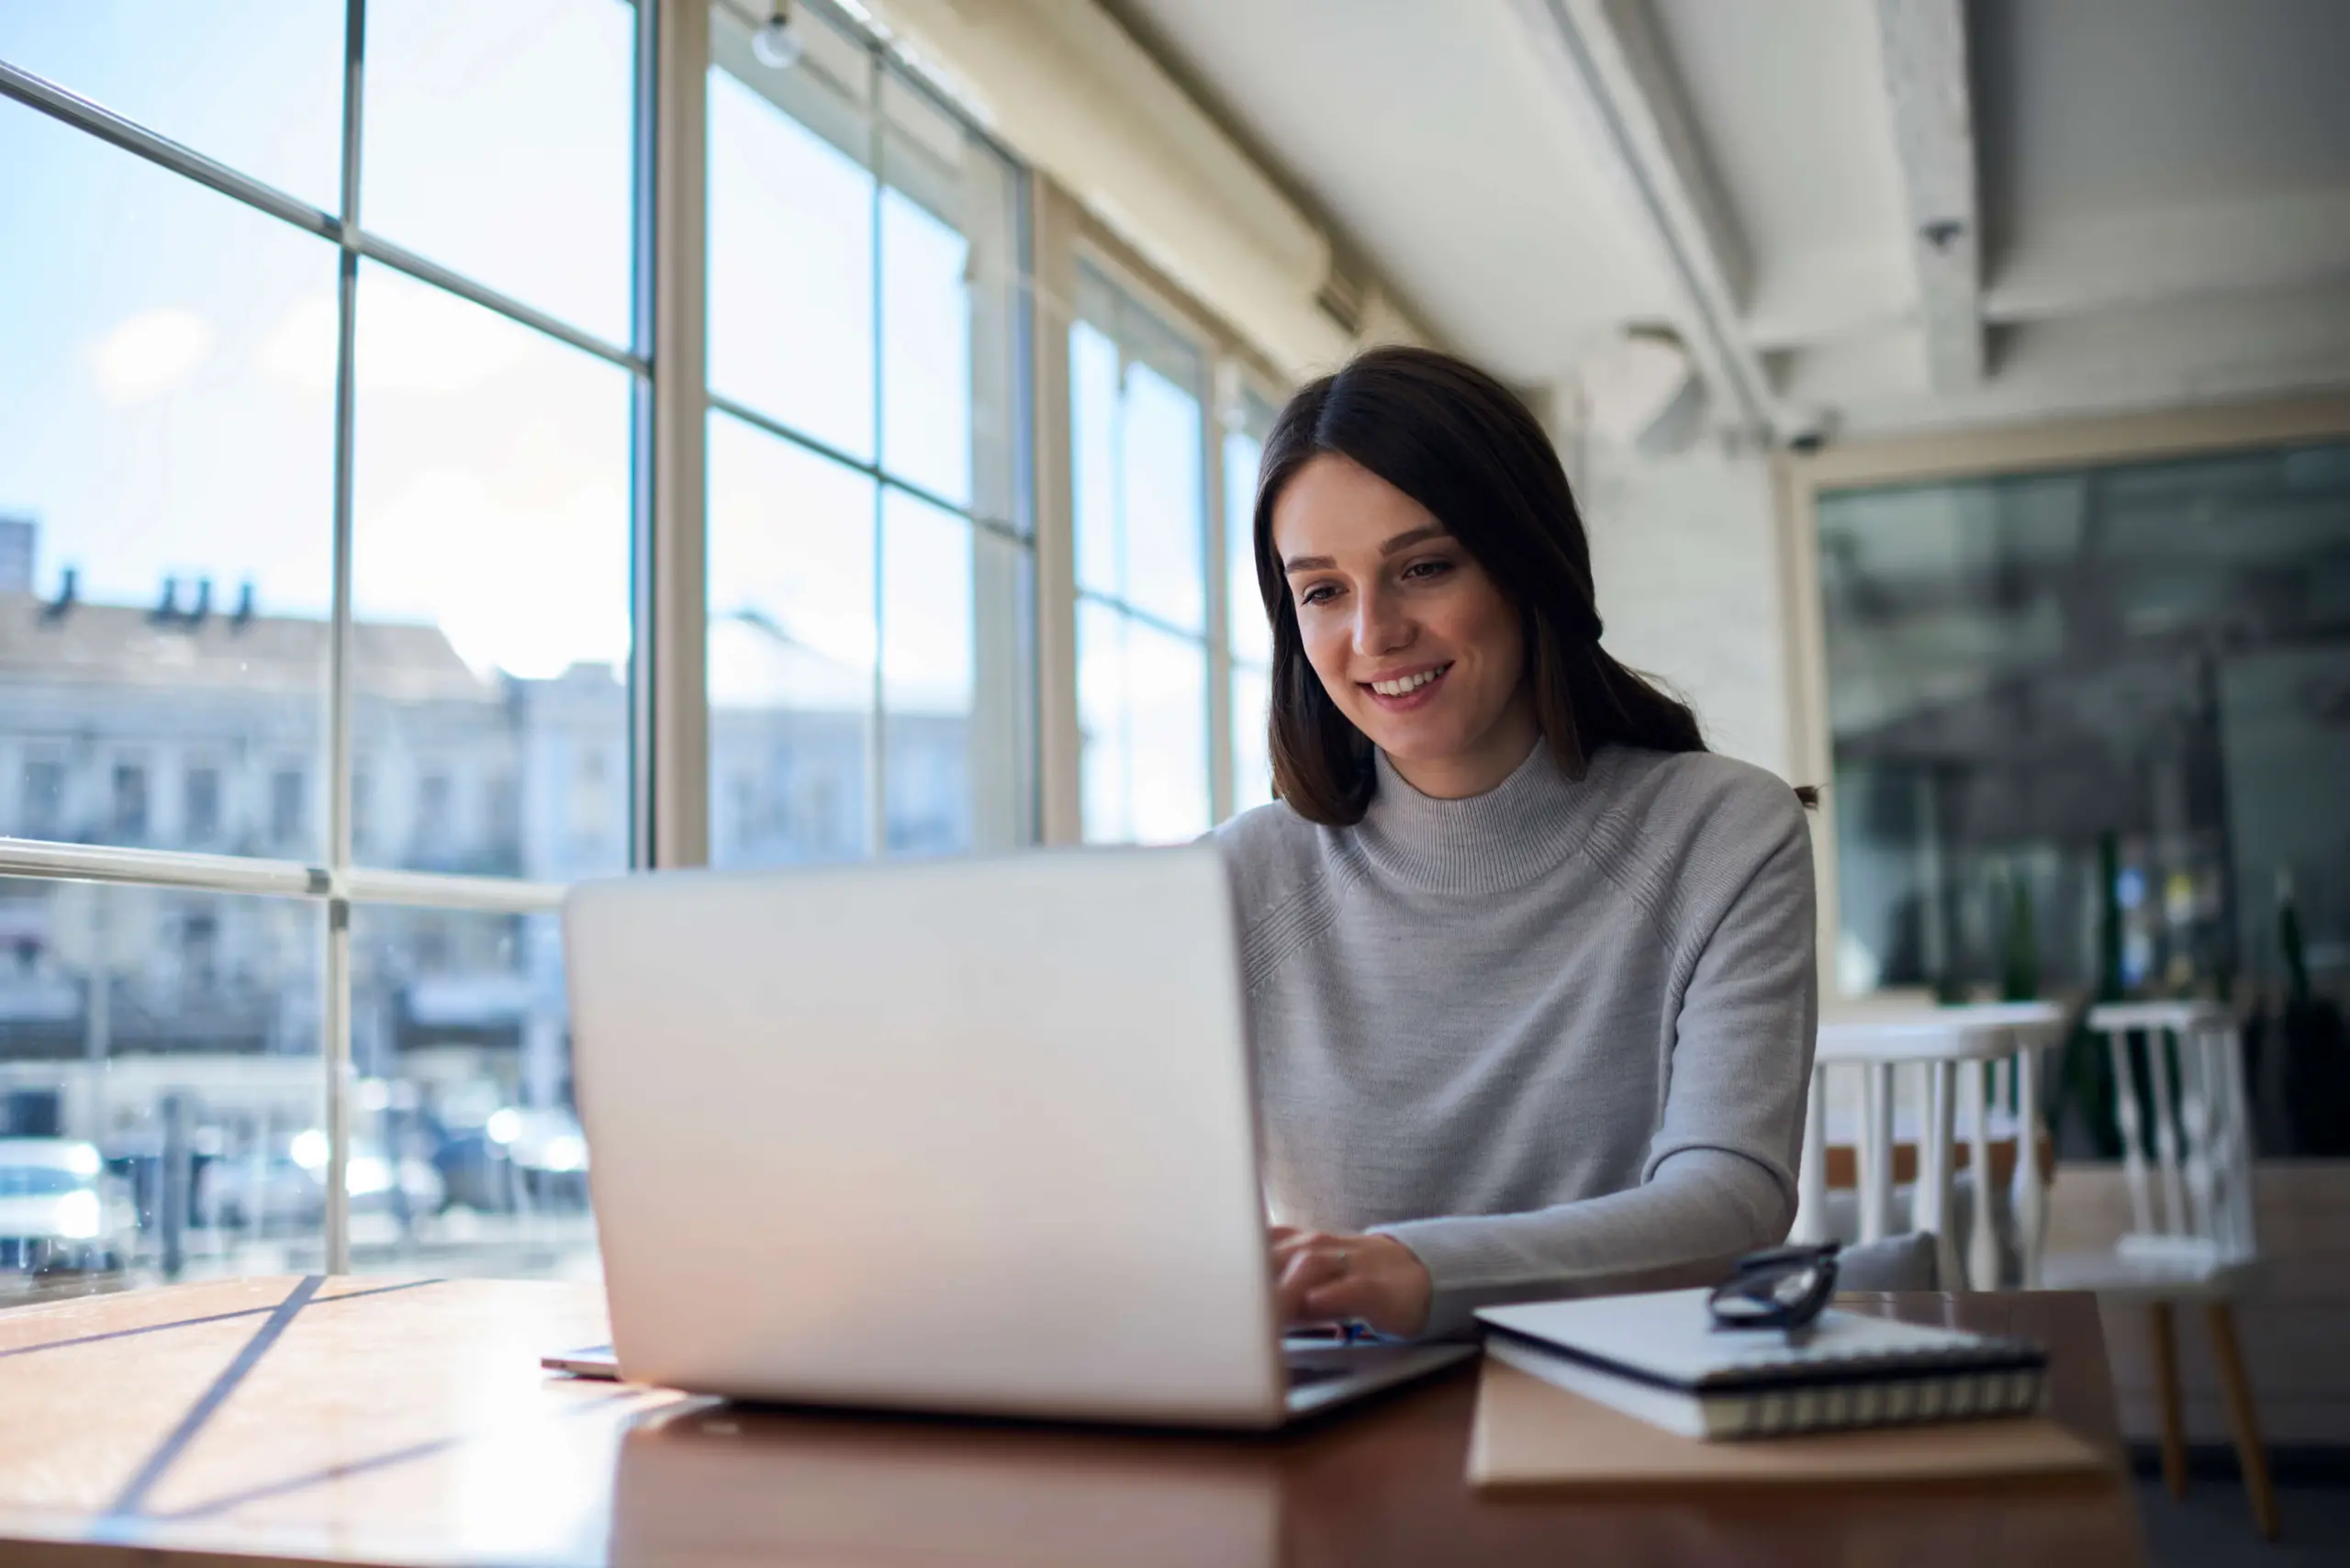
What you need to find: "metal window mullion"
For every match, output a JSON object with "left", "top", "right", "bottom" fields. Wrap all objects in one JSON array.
[
  {"left": 649, "top": 0, "right": 711, "bottom": 868},
  {"left": 1203, "top": 363, "right": 1232, "bottom": 824},
  {"left": 339, "top": 867, "right": 565, "bottom": 913},
  {"left": 626, "top": 0, "right": 659, "bottom": 871},
  {"left": 1108, "top": 348, "right": 1131, "bottom": 837},
  {"left": 0, "top": 840, "right": 319, "bottom": 898},
  {"left": 1026, "top": 179, "right": 1083, "bottom": 846},
  {"left": 0, "top": 840, "right": 566, "bottom": 913},
  {"left": 866, "top": 44, "right": 888, "bottom": 860},
  {"left": 322, "top": 0, "right": 369, "bottom": 1278},
  {"left": 1008, "top": 168, "right": 1044, "bottom": 845},
  {"left": 0, "top": 59, "right": 337, "bottom": 241}
]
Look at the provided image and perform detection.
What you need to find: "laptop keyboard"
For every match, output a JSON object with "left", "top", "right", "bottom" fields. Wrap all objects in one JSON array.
[{"left": 1284, "top": 1361, "right": 1348, "bottom": 1388}]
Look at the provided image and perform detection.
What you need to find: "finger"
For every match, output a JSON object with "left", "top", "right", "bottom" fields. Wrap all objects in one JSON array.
[
  {"left": 1275, "top": 1248, "right": 1349, "bottom": 1322},
  {"left": 1266, "top": 1224, "right": 1302, "bottom": 1247},
  {"left": 1269, "top": 1229, "right": 1328, "bottom": 1264},
  {"left": 1300, "top": 1271, "right": 1382, "bottom": 1326}
]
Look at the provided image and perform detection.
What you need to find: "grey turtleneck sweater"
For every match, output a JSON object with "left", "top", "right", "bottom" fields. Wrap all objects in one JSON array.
[{"left": 1213, "top": 742, "right": 1816, "bottom": 1337}]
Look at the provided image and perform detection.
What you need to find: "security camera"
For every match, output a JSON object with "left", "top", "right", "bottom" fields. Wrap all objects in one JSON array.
[{"left": 1781, "top": 409, "right": 1839, "bottom": 455}]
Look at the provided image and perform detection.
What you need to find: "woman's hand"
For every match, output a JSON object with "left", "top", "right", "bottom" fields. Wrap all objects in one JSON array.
[{"left": 1269, "top": 1225, "right": 1433, "bottom": 1338}]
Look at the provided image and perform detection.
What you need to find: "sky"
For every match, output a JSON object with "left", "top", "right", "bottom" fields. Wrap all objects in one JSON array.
[{"left": 0, "top": 0, "right": 979, "bottom": 689}]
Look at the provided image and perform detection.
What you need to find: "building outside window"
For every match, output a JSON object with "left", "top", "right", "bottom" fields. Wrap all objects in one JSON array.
[
  {"left": 17, "top": 760, "right": 63, "bottom": 841},
  {"left": 183, "top": 766, "right": 221, "bottom": 846},
  {"left": 110, "top": 763, "right": 148, "bottom": 843},
  {"left": 269, "top": 767, "right": 306, "bottom": 848},
  {"left": 349, "top": 769, "right": 373, "bottom": 857}
]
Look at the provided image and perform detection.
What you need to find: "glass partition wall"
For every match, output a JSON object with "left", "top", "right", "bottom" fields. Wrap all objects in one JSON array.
[
  {"left": 0, "top": 0, "right": 1297, "bottom": 1296},
  {"left": 1816, "top": 438, "right": 2350, "bottom": 1155}
]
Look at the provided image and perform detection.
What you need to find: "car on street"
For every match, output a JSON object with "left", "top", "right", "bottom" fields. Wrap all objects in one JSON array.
[{"left": 0, "top": 1137, "right": 134, "bottom": 1272}]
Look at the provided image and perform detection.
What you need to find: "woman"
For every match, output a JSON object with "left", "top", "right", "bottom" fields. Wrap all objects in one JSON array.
[{"left": 1216, "top": 346, "right": 1817, "bottom": 1339}]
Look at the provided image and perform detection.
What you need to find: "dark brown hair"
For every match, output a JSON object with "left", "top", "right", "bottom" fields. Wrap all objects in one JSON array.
[{"left": 1250, "top": 345, "right": 1805, "bottom": 824}]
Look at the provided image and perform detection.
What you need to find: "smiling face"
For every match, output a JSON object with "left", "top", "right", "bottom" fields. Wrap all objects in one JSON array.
[{"left": 1270, "top": 453, "right": 1539, "bottom": 800}]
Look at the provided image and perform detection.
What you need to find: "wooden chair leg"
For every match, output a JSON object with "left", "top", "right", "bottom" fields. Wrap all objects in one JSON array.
[
  {"left": 2206, "top": 1302, "right": 2280, "bottom": 1540},
  {"left": 2148, "top": 1302, "right": 2188, "bottom": 1500}
]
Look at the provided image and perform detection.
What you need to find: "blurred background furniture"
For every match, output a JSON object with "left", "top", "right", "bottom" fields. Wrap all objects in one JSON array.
[
  {"left": 2042, "top": 1001, "right": 2275, "bottom": 1540},
  {"left": 1794, "top": 1002, "right": 2068, "bottom": 1294}
]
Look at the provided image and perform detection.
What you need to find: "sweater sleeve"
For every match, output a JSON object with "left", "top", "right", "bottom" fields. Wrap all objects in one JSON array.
[{"left": 1370, "top": 801, "right": 1818, "bottom": 1338}]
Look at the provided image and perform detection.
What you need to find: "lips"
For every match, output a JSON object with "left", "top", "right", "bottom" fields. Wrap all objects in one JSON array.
[{"left": 1359, "top": 661, "right": 1452, "bottom": 712}]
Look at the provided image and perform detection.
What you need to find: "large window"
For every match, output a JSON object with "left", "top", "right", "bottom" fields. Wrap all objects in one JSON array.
[
  {"left": 705, "top": 1, "right": 1032, "bottom": 867},
  {"left": 0, "top": 1, "right": 643, "bottom": 1289},
  {"left": 0, "top": 1, "right": 1290, "bottom": 1296},
  {"left": 1071, "top": 263, "right": 1214, "bottom": 843}
]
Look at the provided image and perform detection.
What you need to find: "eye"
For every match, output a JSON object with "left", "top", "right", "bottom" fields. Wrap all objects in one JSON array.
[
  {"left": 1401, "top": 557, "right": 1455, "bottom": 582},
  {"left": 1297, "top": 581, "right": 1340, "bottom": 607}
]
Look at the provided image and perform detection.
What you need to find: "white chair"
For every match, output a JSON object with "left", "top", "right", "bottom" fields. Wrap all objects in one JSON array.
[
  {"left": 2042, "top": 1001, "right": 2274, "bottom": 1540},
  {"left": 1792, "top": 1002, "right": 2067, "bottom": 1295}
]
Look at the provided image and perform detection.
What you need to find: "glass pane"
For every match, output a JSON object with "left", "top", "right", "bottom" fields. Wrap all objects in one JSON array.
[
  {"left": 1225, "top": 394, "right": 1277, "bottom": 667},
  {"left": 709, "top": 0, "right": 878, "bottom": 461},
  {"left": 1128, "top": 618, "right": 1210, "bottom": 844},
  {"left": 708, "top": 410, "right": 877, "bottom": 868},
  {"left": 0, "top": 98, "right": 334, "bottom": 859},
  {"left": 0, "top": 879, "right": 322, "bottom": 1300},
  {"left": 1068, "top": 271, "right": 1206, "bottom": 633},
  {"left": 1080, "top": 604, "right": 1208, "bottom": 845},
  {"left": 1070, "top": 319, "right": 1122, "bottom": 602},
  {"left": 360, "top": 0, "right": 637, "bottom": 345},
  {"left": 1078, "top": 600, "right": 1132, "bottom": 844},
  {"left": 881, "top": 493, "right": 1028, "bottom": 856},
  {"left": 1231, "top": 661, "right": 1273, "bottom": 816},
  {"left": 1123, "top": 360, "right": 1205, "bottom": 633},
  {"left": 350, "top": 263, "right": 634, "bottom": 881},
  {"left": 1818, "top": 443, "right": 2350, "bottom": 1015},
  {"left": 0, "top": 2, "right": 345, "bottom": 211},
  {"left": 878, "top": 71, "right": 1021, "bottom": 522},
  {"left": 347, "top": 906, "right": 595, "bottom": 1281}
]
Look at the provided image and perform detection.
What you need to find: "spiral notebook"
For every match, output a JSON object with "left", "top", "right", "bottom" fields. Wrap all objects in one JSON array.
[{"left": 1475, "top": 1287, "right": 2048, "bottom": 1441}]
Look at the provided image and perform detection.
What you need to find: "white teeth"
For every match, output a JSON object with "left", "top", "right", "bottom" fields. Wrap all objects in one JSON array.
[{"left": 1371, "top": 667, "right": 1443, "bottom": 697}]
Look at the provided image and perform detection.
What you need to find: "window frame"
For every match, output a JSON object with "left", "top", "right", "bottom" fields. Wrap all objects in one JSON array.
[{"left": 1046, "top": 212, "right": 1292, "bottom": 834}]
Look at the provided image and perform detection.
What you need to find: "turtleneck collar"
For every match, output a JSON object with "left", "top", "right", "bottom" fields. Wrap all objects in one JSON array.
[{"left": 1353, "top": 741, "right": 1620, "bottom": 896}]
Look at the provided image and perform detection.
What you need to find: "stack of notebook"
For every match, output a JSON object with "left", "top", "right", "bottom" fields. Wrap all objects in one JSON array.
[{"left": 1475, "top": 1287, "right": 2049, "bottom": 1441}]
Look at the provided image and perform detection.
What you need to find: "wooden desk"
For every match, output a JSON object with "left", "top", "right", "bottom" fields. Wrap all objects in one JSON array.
[{"left": 0, "top": 1278, "right": 2143, "bottom": 1566}]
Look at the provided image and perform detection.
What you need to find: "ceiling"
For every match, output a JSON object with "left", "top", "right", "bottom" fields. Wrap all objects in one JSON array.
[{"left": 1106, "top": 0, "right": 2350, "bottom": 443}]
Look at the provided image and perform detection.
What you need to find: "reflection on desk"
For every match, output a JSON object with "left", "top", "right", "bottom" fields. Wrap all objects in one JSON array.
[
  {"left": 0, "top": 1276, "right": 2145, "bottom": 1567},
  {"left": 611, "top": 1398, "right": 1281, "bottom": 1566}
]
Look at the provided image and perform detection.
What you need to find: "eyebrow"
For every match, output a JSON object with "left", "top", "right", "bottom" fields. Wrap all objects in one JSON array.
[{"left": 1281, "top": 526, "right": 1449, "bottom": 575}]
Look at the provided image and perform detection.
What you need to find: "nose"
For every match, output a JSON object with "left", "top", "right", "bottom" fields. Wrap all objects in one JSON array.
[{"left": 1351, "top": 580, "right": 1416, "bottom": 660}]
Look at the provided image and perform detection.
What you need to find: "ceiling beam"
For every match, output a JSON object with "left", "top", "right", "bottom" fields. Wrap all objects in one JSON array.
[
  {"left": 1987, "top": 189, "right": 2350, "bottom": 323},
  {"left": 1874, "top": 0, "right": 1984, "bottom": 388},
  {"left": 1514, "top": 0, "right": 1779, "bottom": 439}
]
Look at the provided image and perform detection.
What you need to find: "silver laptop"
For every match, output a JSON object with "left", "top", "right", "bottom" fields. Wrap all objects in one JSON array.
[{"left": 556, "top": 843, "right": 1472, "bottom": 1428}]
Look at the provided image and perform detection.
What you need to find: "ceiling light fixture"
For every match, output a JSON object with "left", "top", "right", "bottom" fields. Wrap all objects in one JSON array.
[{"left": 751, "top": 0, "right": 805, "bottom": 70}]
